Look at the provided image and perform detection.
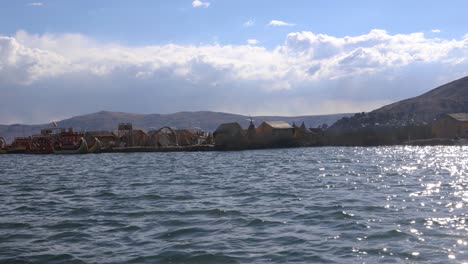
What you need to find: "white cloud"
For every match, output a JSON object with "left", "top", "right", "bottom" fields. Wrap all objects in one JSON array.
[
  {"left": 192, "top": 0, "right": 210, "bottom": 8},
  {"left": 432, "top": 29, "right": 441, "bottom": 33},
  {"left": 243, "top": 20, "right": 254, "bottom": 27},
  {"left": 27, "top": 2, "right": 43, "bottom": 6},
  {"left": 247, "top": 39, "right": 258, "bottom": 45},
  {"left": 2, "top": 29, "right": 468, "bottom": 123},
  {"left": 268, "top": 20, "right": 296, "bottom": 27}
]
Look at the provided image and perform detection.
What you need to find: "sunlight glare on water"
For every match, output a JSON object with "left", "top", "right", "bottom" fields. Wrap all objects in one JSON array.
[{"left": 0, "top": 146, "right": 467, "bottom": 263}]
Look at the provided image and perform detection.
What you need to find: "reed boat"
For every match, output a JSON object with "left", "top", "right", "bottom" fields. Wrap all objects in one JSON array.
[
  {"left": 88, "top": 138, "right": 101, "bottom": 153},
  {"left": 0, "top": 137, "right": 8, "bottom": 154}
]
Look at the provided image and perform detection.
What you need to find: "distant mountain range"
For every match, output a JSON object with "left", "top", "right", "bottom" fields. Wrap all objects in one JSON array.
[
  {"left": 0, "top": 111, "right": 351, "bottom": 143},
  {"left": 372, "top": 76, "right": 468, "bottom": 122},
  {"left": 5, "top": 76, "right": 466, "bottom": 143}
]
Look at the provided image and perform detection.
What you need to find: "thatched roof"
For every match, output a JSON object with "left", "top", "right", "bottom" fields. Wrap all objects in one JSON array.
[
  {"left": 263, "top": 121, "right": 292, "bottom": 129},
  {"left": 214, "top": 122, "right": 243, "bottom": 136},
  {"left": 85, "top": 131, "right": 117, "bottom": 138},
  {"left": 448, "top": 113, "right": 468, "bottom": 122}
]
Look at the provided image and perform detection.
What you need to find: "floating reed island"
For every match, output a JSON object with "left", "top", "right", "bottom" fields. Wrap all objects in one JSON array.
[{"left": 0, "top": 120, "right": 324, "bottom": 154}]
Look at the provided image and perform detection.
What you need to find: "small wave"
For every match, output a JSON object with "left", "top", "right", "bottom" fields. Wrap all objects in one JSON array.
[
  {"left": 185, "top": 253, "right": 239, "bottom": 264},
  {"left": 271, "top": 235, "right": 308, "bottom": 245},
  {"left": 42, "top": 221, "right": 86, "bottom": 230},
  {"left": 174, "top": 194, "right": 196, "bottom": 200},
  {"left": 359, "top": 205, "right": 388, "bottom": 212},
  {"left": 366, "top": 229, "right": 411, "bottom": 240},
  {"left": 96, "top": 191, "right": 118, "bottom": 197},
  {"left": 0, "top": 257, "right": 32, "bottom": 264},
  {"left": 47, "top": 231, "right": 92, "bottom": 241},
  {"left": 0, "top": 222, "right": 31, "bottom": 229},
  {"left": 68, "top": 207, "right": 93, "bottom": 216},
  {"left": 129, "top": 251, "right": 239, "bottom": 264},
  {"left": 246, "top": 218, "right": 284, "bottom": 227},
  {"left": 203, "top": 208, "right": 244, "bottom": 217},
  {"left": 140, "top": 194, "right": 163, "bottom": 200},
  {"left": 332, "top": 221, "right": 369, "bottom": 231},
  {"left": 157, "top": 227, "right": 210, "bottom": 239},
  {"left": 16, "top": 253, "right": 85, "bottom": 264},
  {"left": 315, "top": 210, "right": 356, "bottom": 220},
  {"left": 3, "top": 233, "right": 35, "bottom": 242},
  {"left": 264, "top": 250, "right": 332, "bottom": 263},
  {"left": 105, "top": 225, "right": 141, "bottom": 233},
  {"left": 14, "top": 205, "right": 40, "bottom": 212}
]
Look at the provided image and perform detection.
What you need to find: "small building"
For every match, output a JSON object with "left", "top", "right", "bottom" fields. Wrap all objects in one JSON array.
[
  {"left": 256, "top": 121, "right": 294, "bottom": 139},
  {"left": 119, "top": 129, "right": 150, "bottom": 147},
  {"left": 432, "top": 113, "right": 468, "bottom": 138},
  {"left": 294, "top": 122, "right": 312, "bottom": 137},
  {"left": 84, "top": 131, "right": 118, "bottom": 149},
  {"left": 253, "top": 121, "right": 295, "bottom": 147},
  {"left": 118, "top": 123, "right": 133, "bottom": 137},
  {"left": 176, "top": 129, "right": 201, "bottom": 146},
  {"left": 148, "top": 127, "right": 178, "bottom": 147},
  {"left": 213, "top": 122, "right": 245, "bottom": 149}
]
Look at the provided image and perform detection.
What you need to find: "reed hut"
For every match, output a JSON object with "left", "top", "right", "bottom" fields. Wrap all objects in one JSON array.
[
  {"left": 256, "top": 121, "right": 294, "bottom": 140},
  {"left": 433, "top": 113, "right": 468, "bottom": 138},
  {"left": 148, "top": 127, "right": 178, "bottom": 147},
  {"left": 84, "top": 131, "right": 118, "bottom": 149},
  {"left": 119, "top": 129, "right": 150, "bottom": 147},
  {"left": 213, "top": 122, "right": 246, "bottom": 149}
]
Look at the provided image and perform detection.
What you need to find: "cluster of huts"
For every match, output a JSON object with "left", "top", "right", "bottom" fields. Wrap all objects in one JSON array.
[
  {"left": 0, "top": 120, "right": 322, "bottom": 154},
  {"left": 0, "top": 123, "right": 213, "bottom": 154},
  {"left": 84, "top": 123, "right": 213, "bottom": 150},
  {"left": 84, "top": 121, "right": 320, "bottom": 151},
  {"left": 212, "top": 120, "right": 321, "bottom": 150}
]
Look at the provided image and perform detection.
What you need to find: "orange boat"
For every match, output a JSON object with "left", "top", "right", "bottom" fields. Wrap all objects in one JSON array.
[{"left": 29, "top": 135, "right": 54, "bottom": 154}]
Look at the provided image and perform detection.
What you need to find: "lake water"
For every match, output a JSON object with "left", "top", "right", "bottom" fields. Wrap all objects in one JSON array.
[{"left": 0, "top": 147, "right": 467, "bottom": 263}]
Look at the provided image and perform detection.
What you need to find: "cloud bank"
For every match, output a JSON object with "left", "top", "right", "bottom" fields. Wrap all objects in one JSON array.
[{"left": 1, "top": 29, "right": 468, "bottom": 124}]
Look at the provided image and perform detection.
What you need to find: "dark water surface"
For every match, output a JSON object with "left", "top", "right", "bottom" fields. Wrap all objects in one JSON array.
[{"left": 0, "top": 147, "right": 467, "bottom": 263}]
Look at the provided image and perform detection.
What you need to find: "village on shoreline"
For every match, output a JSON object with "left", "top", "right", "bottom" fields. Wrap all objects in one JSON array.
[{"left": 0, "top": 111, "right": 467, "bottom": 155}]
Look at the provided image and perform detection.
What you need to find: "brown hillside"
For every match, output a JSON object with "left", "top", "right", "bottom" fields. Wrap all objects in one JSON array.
[{"left": 373, "top": 76, "right": 468, "bottom": 122}]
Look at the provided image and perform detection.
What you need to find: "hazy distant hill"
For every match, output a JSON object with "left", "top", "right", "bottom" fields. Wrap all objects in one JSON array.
[
  {"left": 0, "top": 111, "right": 350, "bottom": 143},
  {"left": 372, "top": 76, "right": 468, "bottom": 122}
]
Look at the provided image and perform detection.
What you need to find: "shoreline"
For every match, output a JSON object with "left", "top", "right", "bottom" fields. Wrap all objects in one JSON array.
[{"left": 1, "top": 140, "right": 465, "bottom": 155}]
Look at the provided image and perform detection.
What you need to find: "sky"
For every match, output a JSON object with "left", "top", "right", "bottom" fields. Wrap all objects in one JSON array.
[{"left": 1, "top": 0, "right": 468, "bottom": 124}]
